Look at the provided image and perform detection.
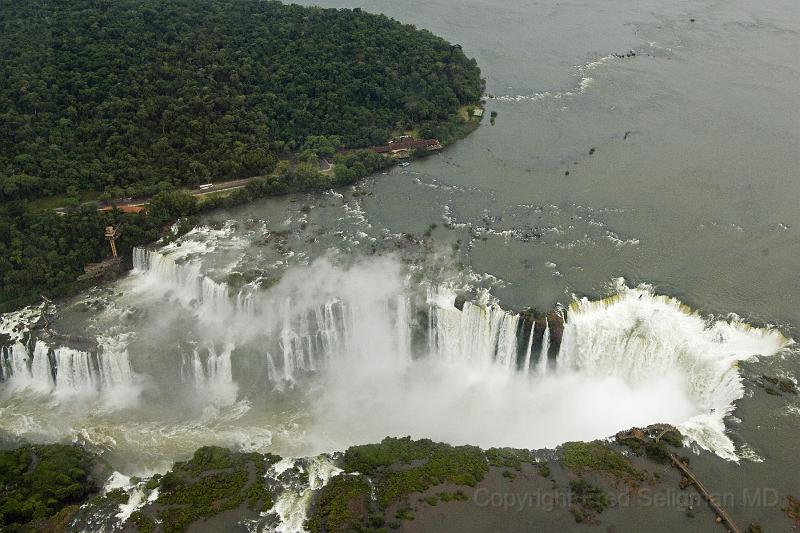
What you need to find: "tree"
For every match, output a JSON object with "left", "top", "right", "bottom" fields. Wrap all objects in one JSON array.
[{"left": 147, "top": 191, "right": 198, "bottom": 224}]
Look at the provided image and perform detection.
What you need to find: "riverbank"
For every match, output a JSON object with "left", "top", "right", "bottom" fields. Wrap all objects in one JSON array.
[
  {"left": 5, "top": 426, "right": 794, "bottom": 532},
  {"left": 0, "top": 108, "right": 484, "bottom": 314}
]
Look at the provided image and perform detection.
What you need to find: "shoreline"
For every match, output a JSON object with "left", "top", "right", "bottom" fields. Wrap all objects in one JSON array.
[{"left": 6, "top": 425, "right": 793, "bottom": 532}]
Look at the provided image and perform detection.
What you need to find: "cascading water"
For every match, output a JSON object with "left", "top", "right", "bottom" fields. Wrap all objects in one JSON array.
[
  {"left": 427, "top": 287, "right": 522, "bottom": 369},
  {"left": 133, "top": 247, "right": 255, "bottom": 317},
  {"left": 0, "top": 248, "right": 792, "bottom": 473},
  {"left": 133, "top": 247, "right": 414, "bottom": 385},
  {"left": 181, "top": 344, "right": 238, "bottom": 405},
  {"left": 537, "top": 318, "right": 551, "bottom": 376},
  {"left": 557, "top": 281, "right": 791, "bottom": 459},
  {"left": 521, "top": 324, "right": 535, "bottom": 374},
  {"left": 0, "top": 338, "right": 136, "bottom": 401}
]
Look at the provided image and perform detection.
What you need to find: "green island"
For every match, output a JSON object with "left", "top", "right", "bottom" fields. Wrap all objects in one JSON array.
[
  {"left": 0, "top": 444, "right": 106, "bottom": 532},
  {"left": 2, "top": 426, "right": 786, "bottom": 532},
  {"left": 0, "top": 428, "right": 702, "bottom": 532},
  {"left": 0, "top": 0, "right": 484, "bottom": 310}
]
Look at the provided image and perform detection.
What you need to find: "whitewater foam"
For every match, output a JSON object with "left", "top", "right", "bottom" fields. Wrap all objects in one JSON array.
[
  {"left": 559, "top": 279, "right": 791, "bottom": 460},
  {"left": 1, "top": 252, "right": 792, "bottom": 468}
]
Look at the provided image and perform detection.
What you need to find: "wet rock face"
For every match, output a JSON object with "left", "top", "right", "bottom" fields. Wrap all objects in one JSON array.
[
  {"left": 517, "top": 306, "right": 566, "bottom": 358},
  {"left": 545, "top": 309, "right": 565, "bottom": 347},
  {"left": 757, "top": 375, "right": 798, "bottom": 396}
]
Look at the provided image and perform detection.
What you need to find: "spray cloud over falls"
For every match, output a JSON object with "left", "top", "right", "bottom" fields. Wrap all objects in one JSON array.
[{"left": 0, "top": 245, "right": 791, "bottom": 470}]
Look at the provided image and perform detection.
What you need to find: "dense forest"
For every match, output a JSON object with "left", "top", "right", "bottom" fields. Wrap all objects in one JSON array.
[
  {"left": 0, "top": 444, "right": 100, "bottom": 530},
  {"left": 0, "top": 150, "right": 392, "bottom": 308},
  {"left": 0, "top": 0, "right": 483, "bottom": 309},
  {"left": 0, "top": 0, "right": 483, "bottom": 200}
]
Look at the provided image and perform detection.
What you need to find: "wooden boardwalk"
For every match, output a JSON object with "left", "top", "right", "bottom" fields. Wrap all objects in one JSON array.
[{"left": 668, "top": 451, "right": 742, "bottom": 533}]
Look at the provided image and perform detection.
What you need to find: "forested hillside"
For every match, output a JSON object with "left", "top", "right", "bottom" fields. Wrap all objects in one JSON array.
[
  {"left": 0, "top": 1, "right": 482, "bottom": 309},
  {"left": 0, "top": 0, "right": 482, "bottom": 200}
]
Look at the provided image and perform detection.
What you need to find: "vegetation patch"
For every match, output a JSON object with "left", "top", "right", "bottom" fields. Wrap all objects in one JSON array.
[
  {"left": 131, "top": 446, "right": 280, "bottom": 533},
  {"left": 395, "top": 507, "right": 415, "bottom": 521},
  {"left": 560, "top": 441, "right": 647, "bottom": 484},
  {"left": 306, "top": 474, "right": 372, "bottom": 533},
  {"left": 22, "top": 504, "right": 82, "bottom": 533},
  {"left": 783, "top": 495, "right": 800, "bottom": 529},
  {"left": 423, "top": 495, "right": 439, "bottom": 506},
  {"left": 436, "top": 490, "right": 469, "bottom": 502},
  {"left": 0, "top": 444, "right": 100, "bottom": 530},
  {"left": 615, "top": 425, "right": 684, "bottom": 464},
  {"left": 761, "top": 375, "right": 798, "bottom": 396},
  {"left": 502, "top": 470, "right": 517, "bottom": 480},
  {"left": 568, "top": 479, "right": 609, "bottom": 525},
  {"left": 537, "top": 462, "right": 552, "bottom": 478},
  {"left": 144, "top": 475, "right": 161, "bottom": 491},
  {"left": 129, "top": 510, "right": 156, "bottom": 533},
  {"left": 0, "top": 0, "right": 482, "bottom": 200},
  {"left": 485, "top": 447, "right": 537, "bottom": 470},
  {"left": 343, "top": 437, "right": 487, "bottom": 509},
  {"left": 104, "top": 487, "right": 130, "bottom": 505}
]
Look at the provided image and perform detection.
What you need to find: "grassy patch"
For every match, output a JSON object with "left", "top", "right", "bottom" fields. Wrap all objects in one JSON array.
[
  {"left": 485, "top": 447, "right": 537, "bottom": 470},
  {"left": 28, "top": 190, "right": 101, "bottom": 210},
  {"left": 195, "top": 187, "right": 241, "bottom": 204},
  {"left": 395, "top": 507, "right": 415, "bottom": 521},
  {"left": 783, "top": 496, "right": 800, "bottom": 529},
  {"left": 343, "top": 437, "right": 487, "bottom": 509},
  {"left": 537, "top": 462, "right": 552, "bottom": 478},
  {"left": 306, "top": 474, "right": 372, "bottom": 533},
  {"left": 436, "top": 490, "right": 469, "bottom": 502},
  {"left": 0, "top": 444, "right": 100, "bottom": 529},
  {"left": 561, "top": 441, "right": 647, "bottom": 484},
  {"left": 569, "top": 479, "right": 609, "bottom": 524},
  {"left": 105, "top": 487, "right": 129, "bottom": 505},
  {"left": 129, "top": 510, "right": 156, "bottom": 533},
  {"left": 149, "top": 447, "right": 280, "bottom": 533}
]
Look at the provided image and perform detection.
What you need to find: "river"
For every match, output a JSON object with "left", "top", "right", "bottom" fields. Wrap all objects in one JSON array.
[{"left": 1, "top": 0, "right": 799, "bottom": 530}]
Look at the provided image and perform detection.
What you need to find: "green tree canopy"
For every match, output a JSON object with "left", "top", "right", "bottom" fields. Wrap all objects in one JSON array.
[{"left": 0, "top": 0, "right": 482, "bottom": 200}]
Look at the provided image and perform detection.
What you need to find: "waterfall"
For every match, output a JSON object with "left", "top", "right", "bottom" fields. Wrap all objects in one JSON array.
[
  {"left": 427, "top": 288, "right": 523, "bottom": 370},
  {"left": 556, "top": 282, "right": 791, "bottom": 459},
  {"left": 181, "top": 344, "right": 237, "bottom": 405},
  {"left": 270, "top": 293, "right": 411, "bottom": 382},
  {"left": 31, "top": 342, "right": 55, "bottom": 388},
  {"left": 133, "top": 247, "right": 254, "bottom": 316},
  {"left": 276, "top": 298, "right": 351, "bottom": 383},
  {"left": 266, "top": 352, "right": 279, "bottom": 383},
  {"left": 1, "top": 342, "right": 53, "bottom": 393},
  {"left": 0, "top": 338, "right": 136, "bottom": 400},
  {"left": 53, "top": 347, "right": 97, "bottom": 395},
  {"left": 395, "top": 296, "right": 411, "bottom": 362},
  {"left": 521, "top": 325, "right": 534, "bottom": 374},
  {"left": 495, "top": 312, "right": 519, "bottom": 371},
  {"left": 536, "top": 319, "right": 550, "bottom": 376},
  {"left": 123, "top": 249, "right": 796, "bottom": 459},
  {"left": 97, "top": 336, "right": 135, "bottom": 391},
  {"left": 4, "top": 246, "right": 796, "bottom": 465}
]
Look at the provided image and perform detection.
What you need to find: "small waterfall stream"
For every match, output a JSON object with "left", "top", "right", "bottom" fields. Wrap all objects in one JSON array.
[{"left": 0, "top": 339, "right": 135, "bottom": 398}]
